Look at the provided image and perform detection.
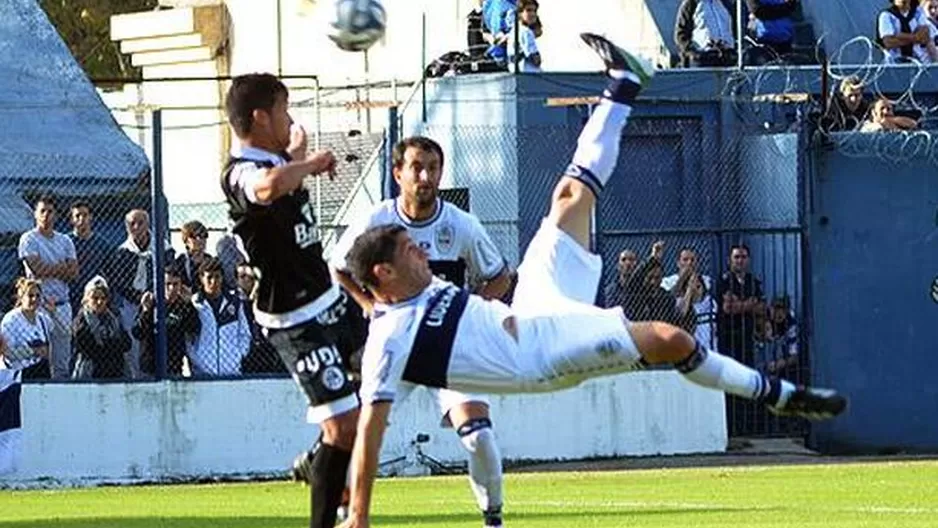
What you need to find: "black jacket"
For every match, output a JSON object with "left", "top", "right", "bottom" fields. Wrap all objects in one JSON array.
[
  {"left": 674, "top": 0, "right": 736, "bottom": 58},
  {"left": 72, "top": 310, "right": 131, "bottom": 379},
  {"left": 134, "top": 299, "right": 201, "bottom": 377}
]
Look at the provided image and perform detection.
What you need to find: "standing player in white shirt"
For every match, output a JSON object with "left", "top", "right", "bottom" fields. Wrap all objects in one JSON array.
[
  {"left": 337, "top": 33, "right": 847, "bottom": 528},
  {"left": 331, "top": 136, "right": 512, "bottom": 528}
]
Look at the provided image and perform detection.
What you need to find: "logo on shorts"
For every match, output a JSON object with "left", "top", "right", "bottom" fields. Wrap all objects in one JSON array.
[
  {"left": 435, "top": 224, "right": 454, "bottom": 253},
  {"left": 321, "top": 366, "right": 347, "bottom": 391}
]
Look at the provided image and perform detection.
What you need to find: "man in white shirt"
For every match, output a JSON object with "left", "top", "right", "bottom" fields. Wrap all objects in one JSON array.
[
  {"left": 332, "top": 136, "right": 512, "bottom": 528},
  {"left": 336, "top": 34, "right": 847, "bottom": 528},
  {"left": 878, "top": 0, "right": 938, "bottom": 63},
  {"left": 660, "top": 246, "right": 717, "bottom": 350},
  {"left": 18, "top": 196, "right": 78, "bottom": 379}
]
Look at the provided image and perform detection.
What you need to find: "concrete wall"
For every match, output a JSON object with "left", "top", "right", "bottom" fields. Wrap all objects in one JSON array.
[
  {"left": 7, "top": 372, "right": 726, "bottom": 486},
  {"left": 808, "top": 144, "right": 938, "bottom": 454}
]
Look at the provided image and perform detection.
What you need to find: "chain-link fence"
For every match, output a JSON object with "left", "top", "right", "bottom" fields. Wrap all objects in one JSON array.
[
  {"left": 379, "top": 99, "right": 811, "bottom": 438},
  {"left": 1, "top": 77, "right": 392, "bottom": 383},
  {"left": 11, "top": 72, "right": 813, "bottom": 443}
]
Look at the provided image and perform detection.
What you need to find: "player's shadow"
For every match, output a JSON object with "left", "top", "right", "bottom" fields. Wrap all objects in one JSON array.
[{"left": 1, "top": 505, "right": 784, "bottom": 527}]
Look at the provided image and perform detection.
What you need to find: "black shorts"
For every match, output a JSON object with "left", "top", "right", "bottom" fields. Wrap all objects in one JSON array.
[{"left": 264, "top": 293, "right": 368, "bottom": 423}]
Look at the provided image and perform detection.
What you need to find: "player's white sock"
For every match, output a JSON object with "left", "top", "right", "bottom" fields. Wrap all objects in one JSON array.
[
  {"left": 677, "top": 342, "right": 795, "bottom": 409},
  {"left": 564, "top": 99, "right": 633, "bottom": 197},
  {"left": 458, "top": 419, "right": 504, "bottom": 515}
]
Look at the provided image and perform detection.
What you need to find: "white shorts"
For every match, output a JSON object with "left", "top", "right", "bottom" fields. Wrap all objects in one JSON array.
[
  {"left": 396, "top": 384, "right": 490, "bottom": 427},
  {"left": 511, "top": 219, "right": 642, "bottom": 391},
  {"left": 512, "top": 219, "right": 603, "bottom": 314}
]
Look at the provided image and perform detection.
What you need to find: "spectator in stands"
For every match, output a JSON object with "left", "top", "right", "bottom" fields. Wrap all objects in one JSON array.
[
  {"left": 604, "top": 248, "right": 637, "bottom": 308},
  {"left": 924, "top": 0, "right": 938, "bottom": 39},
  {"left": 71, "top": 276, "right": 130, "bottom": 380},
  {"left": 236, "top": 262, "right": 257, "bottom": 301},
  {"left": 745, "top": 0, "right": 798, "bottom": 64},
  {"left": 877, "top": 0, "right": 938, "bottom": 63},
  {"left": 468, "top": 0, "right": 489, "bottom": 62},
  {"left": 18, "top": 195, "right": 77, "bottom": 380},
  {"left": 759, "top": 295, "right": 799, "bottom": 378},
  {"left": 215, "top": 227, "right": 246, "bottom": 291},
  {"left": 68, "top": 202, "right": 112, "bottom": 317},
  {"left": 1, "top": 279, "right": 53, "bottom": 380},
  {"left": 821, "top": 76, "right": 871, "bottom": 132},
  {"left": 717, "top": 244, "right": 764, "bottom": 366},
  {"left": 621, "top": 243, "right": 695, "bottom": 330},
  {"left": 110, "top": 208, "right": 175, "bottom": 379},
  {"left": 134, "top": 264, "right": 200, "bottom": 378},
  {"left": 236, "top": 263, "right": 286, "bottom": 375},
  {"left": 860, "top": 97, "right": 920, "bottom": 132},
  {"left": 506, "top": 0, "right": 542, "bottom": 73},
  {"left": 674, "top": 0, "right": 737, "bottom": 67},
  {"left": 190, "top": 257, "right": 251, "bottom": 377},
  {"left": 661, "top": 247, "right": 718, "bottom": 350},
  {"left": 175, "top": 220, "right": 212, "bottom": 294},
  {"left": 482, "top": 0, "right": 542, "bottom": 69}
]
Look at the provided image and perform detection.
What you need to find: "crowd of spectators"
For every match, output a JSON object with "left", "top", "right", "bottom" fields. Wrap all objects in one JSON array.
[
  {"left": 0, "top": 196, "right": 284, "bottom": 382},
  {"left": 426, "top": 0, "right": 542, "bottom": 77},
  {"left": 604, "top": 241, "right": 799, "bottom": 382}
]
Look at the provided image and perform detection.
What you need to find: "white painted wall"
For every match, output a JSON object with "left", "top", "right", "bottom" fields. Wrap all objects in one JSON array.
[{"left": 6, "top": 372, "right": 725, "bottom": 486}]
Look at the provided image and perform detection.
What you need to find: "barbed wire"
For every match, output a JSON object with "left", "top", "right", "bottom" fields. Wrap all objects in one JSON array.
[{"left": 717, "top": 32, "right": 938, "bottom": 165}]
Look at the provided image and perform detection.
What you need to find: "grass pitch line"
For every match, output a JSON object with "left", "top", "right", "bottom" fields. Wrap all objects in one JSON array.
[{"left": 497, "top": 500, "right": 938, "bottom": 515}]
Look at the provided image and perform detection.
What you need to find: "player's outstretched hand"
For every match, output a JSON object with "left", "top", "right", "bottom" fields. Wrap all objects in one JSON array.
[
  {"left": 308, "top": 150, "right": 338, "bottom": 180},
  {"left": 287, "top": 124, "right": 309, "bottom": 162}
]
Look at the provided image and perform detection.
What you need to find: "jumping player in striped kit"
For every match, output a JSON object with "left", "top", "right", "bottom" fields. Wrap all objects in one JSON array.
[
  {"left": 331, "top": 136, "right": 512, "bottom": 528},
  {"left": 337, "top": 34, "right": 847, "bottom": 528}
]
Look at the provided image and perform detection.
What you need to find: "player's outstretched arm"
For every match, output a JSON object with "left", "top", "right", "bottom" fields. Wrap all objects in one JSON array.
[
  {"left": 333, "top": 269, "right": 375, "bottom": 317},
  {"left": 253, "top": 151, "right": 337, "bottom": 203},
  {"left": 342, "top": 401, "right": 392, "bottom": 528},
  {"left": 476, "top": 268, "right": 512, "bottom": 300}
]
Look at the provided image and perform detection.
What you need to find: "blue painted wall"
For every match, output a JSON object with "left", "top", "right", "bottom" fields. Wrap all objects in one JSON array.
[
  {"left": 808, "top": 142, "right": 938, "bottom": 454},
  {"left": 412, "top": 69, "right": 938, "bottom": 452}
]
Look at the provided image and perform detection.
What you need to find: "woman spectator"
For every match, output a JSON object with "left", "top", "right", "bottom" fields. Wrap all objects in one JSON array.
[
  {"left": 1, "top": 279, "right": 54, "bottom": 380},
  {"left": 71, "top": 276, "right": 131, "bottom": 379},
  {"left": 860, "top": 98, "right": 919, "bottom": 132}
]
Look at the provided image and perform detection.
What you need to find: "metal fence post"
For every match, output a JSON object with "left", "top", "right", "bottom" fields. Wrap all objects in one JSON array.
[
  {"left": 383, "top": 106, "right": 400, "bottom": 200},
  {"left": 421, "top": 12, "right": 427, "bottom": 123},
  {"left": 736, "top": 0, "right": 745, "bottom": 69},
  {"left": 151, "top": 108, "right": 168, "bottom": 380}
]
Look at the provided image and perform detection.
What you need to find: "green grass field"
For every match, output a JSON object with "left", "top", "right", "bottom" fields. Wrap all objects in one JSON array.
[{"left": 2, "top": 461, "right": 937, "bottom": 527}]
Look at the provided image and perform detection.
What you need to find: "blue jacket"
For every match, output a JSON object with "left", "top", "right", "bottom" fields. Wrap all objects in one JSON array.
[{"left": 482, "top": 0, "right": 516, "bottom": 60}]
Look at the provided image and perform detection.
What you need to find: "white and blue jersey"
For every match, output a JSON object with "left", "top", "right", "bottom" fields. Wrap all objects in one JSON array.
[
  {"left": 357, "top": 221, "right": 646, "bottom": 407},
  {"left": 359, "top": 278, "right": 520, "bottom": 405},
  {"left": 331, "top": 198, "right": 506, "bottom": 290}
]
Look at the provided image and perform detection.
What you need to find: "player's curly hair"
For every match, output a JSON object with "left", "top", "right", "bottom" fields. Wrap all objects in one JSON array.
[
  {"left": 226, "top": 73, "right": 288, "bottom": 138},
  {"left": 347, "top": 224, "right": 407, "bottom": 290}
]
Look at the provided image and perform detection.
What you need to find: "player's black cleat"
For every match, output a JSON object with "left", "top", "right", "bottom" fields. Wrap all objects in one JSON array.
[
  {"left": 579, "top": 32, "right": 654, "bottom": 86},
  {"left": 770, "top": 386, "right": 847, "bottom": 420},
  {"left": 290, "top": 448, "right": 314, "bottom": 484},
  {"left": 483, "top": 507, "right": 503, "bottom": 528}
]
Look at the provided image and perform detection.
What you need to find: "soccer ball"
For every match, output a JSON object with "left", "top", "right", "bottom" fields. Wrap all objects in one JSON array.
[{"left": 327, "top": 0, "right": 387, "bottom": 52}]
